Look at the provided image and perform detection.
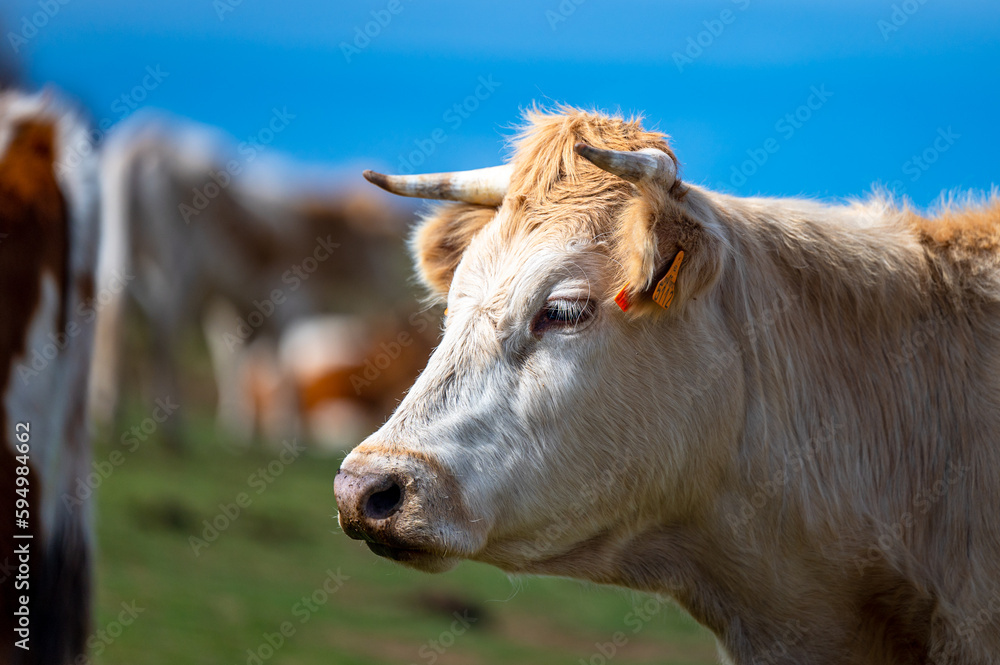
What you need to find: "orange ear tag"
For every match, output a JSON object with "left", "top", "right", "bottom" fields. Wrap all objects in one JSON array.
[
  {"left": 614, "top": 250, "right": 685, "bottom": 313},
  {"left": 651, "top": 250, "right": 684, "bottom": 310},
  {"left": 614, "top": 287, "right": 632, "bottom": 312}
]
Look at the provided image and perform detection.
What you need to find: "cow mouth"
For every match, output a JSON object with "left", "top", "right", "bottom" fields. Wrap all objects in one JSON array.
[
  {"left": 366, "top": 541, "right": 426, "bottom": 560},
  {"left": 364, "top": 541, "right": 458, "bottom": 573}
]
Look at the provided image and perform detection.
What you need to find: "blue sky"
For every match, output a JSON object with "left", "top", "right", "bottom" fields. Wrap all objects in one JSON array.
[{"left": 2, "top": 0, "right": 998, "bottom": 206}]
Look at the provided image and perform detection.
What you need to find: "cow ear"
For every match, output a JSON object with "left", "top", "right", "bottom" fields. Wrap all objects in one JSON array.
[
  {"left": 613, "top": 185, "right": 725, "bottom": 315},
  {"left": 410, "top": 203, "right": 497, "bottom": 299}
]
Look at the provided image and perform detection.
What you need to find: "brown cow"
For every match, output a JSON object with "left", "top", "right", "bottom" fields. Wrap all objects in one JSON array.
[
  {"left": 0, "top": 90, "right": 100, "bottom": 664},
  {"left": 336, "top": 108, "right": 1000, "bottom": 664}
]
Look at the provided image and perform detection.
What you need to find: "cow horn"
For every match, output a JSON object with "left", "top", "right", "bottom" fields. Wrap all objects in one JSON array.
[
  {"left": 574, "top": 143, "right": 677, "bottom": 190},
  {"left": 362, "top": 164, "right": 512, "bottom": 206}
]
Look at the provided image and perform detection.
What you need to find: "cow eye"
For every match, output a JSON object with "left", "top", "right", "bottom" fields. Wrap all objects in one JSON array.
[{"left": 532, "top": 297, "right": 596, "bottom": 336}]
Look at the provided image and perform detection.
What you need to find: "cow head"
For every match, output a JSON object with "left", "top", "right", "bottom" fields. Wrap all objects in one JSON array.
[{"left": 335, "top": 109, "right": 740, "bottom": 580}]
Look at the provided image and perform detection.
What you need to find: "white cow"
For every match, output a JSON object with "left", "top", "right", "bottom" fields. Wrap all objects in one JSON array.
[{"left": 336, "top": 108, "right": 1000, "bottom": 664}]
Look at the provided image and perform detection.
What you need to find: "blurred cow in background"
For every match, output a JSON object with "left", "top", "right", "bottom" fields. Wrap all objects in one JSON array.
[
  {"left": 0, "top": 90, "right": 100, "bottom": 665},
  {"left": 211, "top": 309, "right": 439, "bottom": 451},
  {"left": 91, "top": 112, "right": 415, "bottom": 450}
]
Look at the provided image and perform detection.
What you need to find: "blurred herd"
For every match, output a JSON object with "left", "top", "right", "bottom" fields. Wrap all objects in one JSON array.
[{"left": 3, "top": 54, "right": 437, "bottom": 455}]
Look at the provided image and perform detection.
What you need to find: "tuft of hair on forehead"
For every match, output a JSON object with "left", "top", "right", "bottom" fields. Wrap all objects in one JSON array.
[
  {"left": 408, "top": 106, "right": 703, "bottom": 305},
  {"left": 501, "top": 107, "right": 707, "bottom": 311},
  {"left": 506, "top": 106, "right": 680, "bottom": 207}
]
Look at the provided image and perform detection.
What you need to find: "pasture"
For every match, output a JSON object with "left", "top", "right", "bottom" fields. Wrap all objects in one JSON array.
[
  {"left": 91, "top": 398, "right": 717, "bottom": 665},
  {"left": 4, "top": 3, "right": 998, "bottom": 662}
]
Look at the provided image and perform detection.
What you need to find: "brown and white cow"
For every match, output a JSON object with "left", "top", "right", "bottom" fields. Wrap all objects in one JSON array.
[
  {"left": 335, "top": 108, "right": 1000, "bottom": 663},
  {"left": 0, "top": 90, "right": 100, "bottom": 664},
  {"left": 91, "top": 112, "right": 413, "bottom": 448},
  {"left": 204, "top": 309, "right": 438, "bottom": 449}
]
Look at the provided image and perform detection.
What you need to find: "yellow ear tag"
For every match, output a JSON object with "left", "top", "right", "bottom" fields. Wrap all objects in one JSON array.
[{"left": 651, "top": 250, "right": 685, "bottom": 310}]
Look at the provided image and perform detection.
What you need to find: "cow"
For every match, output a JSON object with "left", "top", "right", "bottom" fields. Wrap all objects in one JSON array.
[
  {"left": 91, "top": 112, "right": 413, "bottom": 449},
  {"left": 334, "top": 107, "right": 1000, "bottom": 664},
  {"left": 0, "top": 90, "right": 100, "bottom": 665},
  {"left": 206, "top": 310, "right": 438, "bottom": 449}
]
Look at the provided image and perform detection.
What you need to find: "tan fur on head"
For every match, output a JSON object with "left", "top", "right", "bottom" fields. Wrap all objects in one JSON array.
[
  {"left": 410, "top": 202, "right": 497, "bottom": 299},
  {"left": 505, "top": 106, "right": 678, "bottom": 204},
  {"left": 411, "top": 106, "right": 727, "bottom": 312}
]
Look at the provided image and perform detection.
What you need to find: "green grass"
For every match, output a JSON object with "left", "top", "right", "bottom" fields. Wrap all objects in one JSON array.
[{"left": 91, "top": 407, "right": 718, "bottom": 665}]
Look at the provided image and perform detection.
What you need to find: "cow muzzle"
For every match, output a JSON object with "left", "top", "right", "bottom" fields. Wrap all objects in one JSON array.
[
  {"left": 335, "top": 470, "right": 406, "bottom": 531},
  {"left": 334, "top": 447, "right": 483, "bottom": 572}
]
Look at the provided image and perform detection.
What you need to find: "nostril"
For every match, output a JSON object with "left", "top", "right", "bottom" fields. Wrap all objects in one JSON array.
[{"left": 364, "top": 480, "right": 404, "bottom": 520}]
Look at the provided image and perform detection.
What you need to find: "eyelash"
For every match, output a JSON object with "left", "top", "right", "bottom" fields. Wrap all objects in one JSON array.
[{"left": 532, "top": 298, "right": 595, "bottom": 335}]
